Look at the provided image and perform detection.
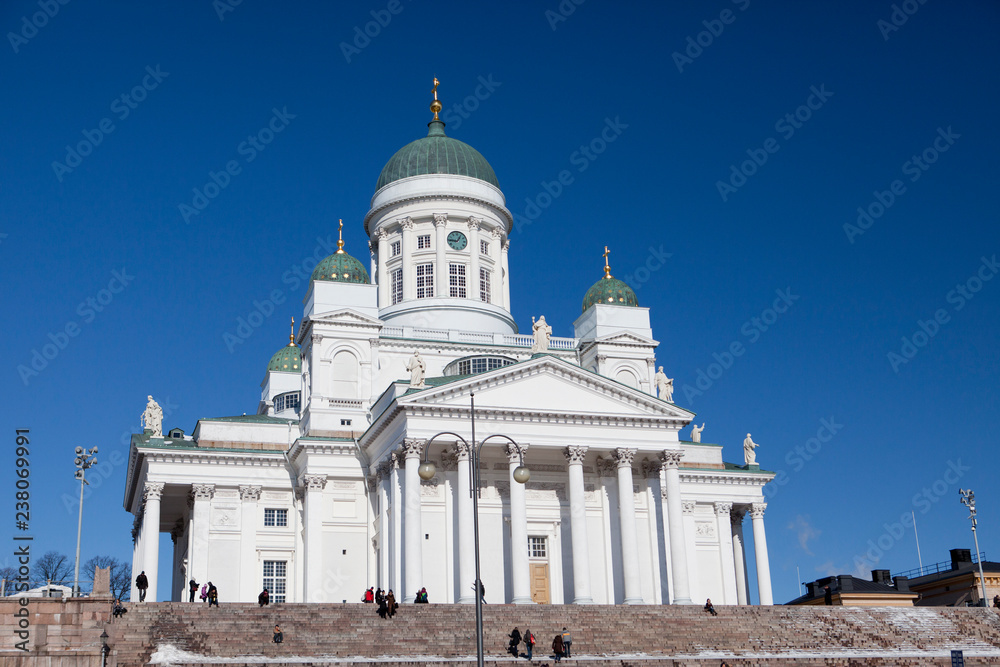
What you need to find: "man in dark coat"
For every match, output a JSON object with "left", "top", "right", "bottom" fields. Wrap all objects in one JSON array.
[
  {"left": 258, "top": 588, "right": 269, "bottom": 607},
  {"left": 207, "top": 582, "right": 219, "bottom": 607},
  {"left": 188, "top": 579, "right": 198, "bottom": 603},
  {"left": 135, "top": 571, "right": 149, "bottom": 602},
  {"left": 552, "top": 633, "right": 564, "bottom": 662},
  {"left": 508, "top": 627, "right": 521, "bottom": 656}
]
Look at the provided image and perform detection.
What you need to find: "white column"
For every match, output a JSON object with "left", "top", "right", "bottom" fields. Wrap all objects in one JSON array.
[
  {"left": 731, "top": 508, "right": 749, "bottom": 605},
  {"left": 455, "top": 441, "right": 475, "bottom": 603},
  {"left": 131, "top": 516, "right": 143, "bottom": 600},
  {"left": 302, "top": 474, "right": 327, "bottom": 602},
  {"left": 403, "top": 439, "right": 424, "bottom": 598},
  {"left": 642, "top": 459, "right": 664, "bottom": 605},
  {"left": 189, "top": 485, "right": 213, "bottom": 591},
  {"left": 376, "top": 229, "right": 389, "bottom": 307},
  {"left": 660, "top": 451, "right": 692, "bottom": 604},
  {"left": 468, "top": 217, "right": 481, "bottom": 302},
  {"left": 390, "top": 452, "right": 403, "bottom": 593},
  {"left": 613, "top": 448, "right": 643, "bottom": 604},
  {"left": 750, "top": 502, "right": 773, "bottom": 605},
  {"left": 507, "top": 443, "right": 532, "bottom": 604},
  {"left": 715, "top": 502, "right": 738, "bottom": 605},
  {"left": 141, "top": 482, "right": 164, "bottom": 602},
  {"left": 400, "top": 217, "right": 415, "bottom": 301},
  {"left": 239, "top": 485, "right": 261, "bottom": 601},
  {"left": 434, "top": 214, "right": 448, "bottom": 297},
  {"left": 377, "top": 461, "right": 391, "bottom": 590},
  {"left": 564, "top": 446, "right": 593, "bottom": 604},
  {"left": 489, "top": 228, "right": 503, "bottom": 309},
  {"left": 501, "top": 239, "right": 511, "bottom": 309},
  {"left": 368, "top": 240, "right": 377, "bottom": 289}
]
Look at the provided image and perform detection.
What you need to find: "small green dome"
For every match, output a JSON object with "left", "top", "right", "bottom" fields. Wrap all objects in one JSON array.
[
  {"left": 311, "top": 251, "right": 370, "bottom": 284},
  {"left": 376, "top": 120, "right": 499, "bottom": 191},
  {"left": 268, "top": 344, "right": 301, "bottom": 373},
  {"left": 582, "top": 276, "right": 639, "bottom": 312}
]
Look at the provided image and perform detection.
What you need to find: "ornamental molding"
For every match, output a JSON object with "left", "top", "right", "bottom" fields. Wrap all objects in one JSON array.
[
  {"left": 491, "top": 227, "right": 503, "bottom": 240},
  {"left": 614, "top": 448, "right": 636, "bottom": 468},
  {"left": 731, "top": 508, "right": 747, "bottom": 525},
  {"left": 678, "top": 470, "right": 776, "bottom": 487},
  {"left": 503, "top": 240, "right": 510, "bottom": 251},
  {"left": 398, "top": 216, "right": 414, "bottom": 230},
  {"left": 144, "top": 482, "right": 164, "bottom": 501},
  {"left": 467, "top": 216, "right": 482, "bottom": 230},
  {"left": 504, "top": 442, "right": 528, "bottom": 463},
  {"left": 640, "top": 457, "right": 662, "bottom": 478},
  {"left": 239, "top": 485, "right": 262, "bottom": 502},
  {"left": 191, "top": 484, "right": 215, "bottom": 501},
  {"left": 301, "top": 474, "right": 327, "bottom": 491},
  {"left": 402, "top": 438, "right": 424, "bottom": 458},
  {"left": 433, "top": 213, "right": 448, "bottom": 226},
  {"left": 714, "top": 502, "right": 733, "bottom": 515},
  {"left": 682, "top": 500, "right": 696, "bottom": 514},
  {"left": 369, "top": 338, "right": 381, "bottom": 348},
  {"left": 452, "top": 440, "right": 472, "bottom": 460},
  {"left": 659, "top": 450, "right": 684, "bottom": 468},
  {"left": 594, "top": 456, "right": 617, "bottom": 477},
  {"left": 439, "top": 451, "right": 458, "bottom": 471},
  {"left": 750, "top": 502, "right": 767, "bottom": 519},
  {"left": 365, "top": 193, "right": 513, "bottom": 238},
  {"left": 695, "top": 521, "right": 716, "bottom": 538},
  {"left": 312, "top": 333, "right": 324, "bottom": 343},
  {"left": 564, "top": 446, "right": 587, "bottom": 465},
  {"left": 377, "top": 229, "right": 389, "bottom": 241}
]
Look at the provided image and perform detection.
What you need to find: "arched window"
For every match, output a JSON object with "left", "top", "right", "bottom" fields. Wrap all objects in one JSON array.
[
  {"left": 331, "top": 350, "right": 359, "bottom": 399},
  {"left": 615, "top": 369, "right": 638, "bottom": 389}
]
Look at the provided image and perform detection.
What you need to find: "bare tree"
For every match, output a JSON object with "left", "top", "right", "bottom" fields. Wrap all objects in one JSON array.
[
  {"left": 32, "top": 551, "right": 73, "bottom": 587},
  {"left": 0, "top": 566, "right": 16, "bottom": 594},
  {"left": 83, "top": 555, "right": 131, "bottom": 601}
]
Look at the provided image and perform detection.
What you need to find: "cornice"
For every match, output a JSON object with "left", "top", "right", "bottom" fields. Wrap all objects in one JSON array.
[
  {"left": 679, "top": 469, "right": 775, "bottom": 486},
  {"left": 365, "top": 193, "right": 513, "bottom": 236}
]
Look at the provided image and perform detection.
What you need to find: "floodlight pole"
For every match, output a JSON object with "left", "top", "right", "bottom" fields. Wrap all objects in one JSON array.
[
  {"left": 959, "top": 489, "right": 988, "bottom": 607},
  {"left": 72, "top": 447, "right": 98, "bottom": 597}
]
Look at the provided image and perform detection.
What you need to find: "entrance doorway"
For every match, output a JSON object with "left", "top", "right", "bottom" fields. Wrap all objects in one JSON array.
[{"left": 528, "top": 536, "right": 549, "bottom": 604}]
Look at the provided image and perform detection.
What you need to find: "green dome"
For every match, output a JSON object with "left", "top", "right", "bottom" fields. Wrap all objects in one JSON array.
[
  {"left": 268, "top": 344, "right": 301, "bottom": 373},
  {"left": 582, "top": 276, "right": 639, "bottom": 312},
  {"left": 376, "top": 120, "right": 499, "bottom": 190},
  {"left": 311, "top": 251, "right": 370, "bottom": 284}
]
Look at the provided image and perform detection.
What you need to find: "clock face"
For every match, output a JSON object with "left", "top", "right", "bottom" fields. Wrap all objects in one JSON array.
[{"left": 447, "top": 231, "right": 468, "bottom": 250}]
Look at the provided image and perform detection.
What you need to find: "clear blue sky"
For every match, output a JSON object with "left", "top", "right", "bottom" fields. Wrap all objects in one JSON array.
[{"left": 1, "top": 1, "right": 997, "bottom": 605}]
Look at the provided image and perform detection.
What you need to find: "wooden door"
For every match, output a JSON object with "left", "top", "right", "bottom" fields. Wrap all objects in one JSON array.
[{"left": 530, "top": 563, "right": 549, "bottom": 604}]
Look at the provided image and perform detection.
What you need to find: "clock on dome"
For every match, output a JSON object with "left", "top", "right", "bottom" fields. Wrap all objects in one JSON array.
[{"left": 447, "top": 231, "right": 468, "bottom": 250}]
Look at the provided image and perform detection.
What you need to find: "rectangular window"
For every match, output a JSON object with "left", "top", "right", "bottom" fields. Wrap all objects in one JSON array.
[
  {"left": 391, "top": 240, "right": 401, "bottom": 257},
  {"left": 262, "top": 560, "right": 287, "bottom": 603},
  {"left": 341, "top": 419, "right": 352, "bottom": 426},
  {"left": 416, "top": 263, "right": 434, "bottom": 299},
  {"left": 529, "top": 536, "right": 547, "bottom": 558},
  {"left": 449, "top": 264, "right": 467, "bottom": 298},
  {"left": 264, "top": 508, "right": 288, "bottom": 527},
  {"left": 479, "top": 268, "right": 491, "bottom": 303},
  {"left": 480, "top": 240, "right": 490, "bottom": 255},
  {"left": 391, "top": 268, "right": 403, "bottom": 305},
  {"left": 417, "top": 234, "right": 431, "bottom": 250}
]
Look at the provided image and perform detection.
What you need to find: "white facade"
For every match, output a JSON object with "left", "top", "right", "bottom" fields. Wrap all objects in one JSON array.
[{"left": 123, "top": 113, "right": 775, "bottom": 606}]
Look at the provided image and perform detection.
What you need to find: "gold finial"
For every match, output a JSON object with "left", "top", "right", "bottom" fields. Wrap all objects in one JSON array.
[
  {"left": 289, "top": 316, "right": 296, "bottom": 347},
  {"left": 336, "top": 219, "right": 345, "bottom": 254},
  {"left": 430, "top": 77, "right": 442, "bottom": 120},
  {"left": 603, "top": 246, "right": 613, "bottom": 279}
]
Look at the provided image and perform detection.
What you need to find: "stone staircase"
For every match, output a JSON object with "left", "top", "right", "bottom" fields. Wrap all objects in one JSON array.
[{"left": 101, "top": 603, "right": 1000, "bottom": 667}]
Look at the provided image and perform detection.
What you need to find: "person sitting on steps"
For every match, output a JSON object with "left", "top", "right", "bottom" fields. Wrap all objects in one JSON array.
[{"left": 704, "top": 598, "right": 718, "bottom": 616}]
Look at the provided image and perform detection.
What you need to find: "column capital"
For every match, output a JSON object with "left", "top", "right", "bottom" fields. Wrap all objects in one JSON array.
[
  {"left": 377, "top": 228, "right": 389, "bottom": 241},
  {"left": 594, "top": 456, "right": 617, "bottom": 477},
  {"left": 750, "top": 502, "right": 767, "bottom": 519},
  {"left": 452, "top": 440, "right": 472, "bottom": 461},
  {"left": 375, "top": 458, "right": 393, "bottom": 481},
  {"left": 563, "top": 445, "right": 588, "bottom": 465},
  {"left": 312, "top": 333, "right": 323, "bottom": 344},
  {"left": 505, "top": 442, "right": 528, "bottom": 463},
  {"left": 190, "top": 484, "right": 215, "bottom": 501},
  {"left": 239, "top": 485, "right": 262, "bottom": 502},
  {"left": 491, "top": 227, "right": 504, "bottom": 240},
  {"left": 366, "top": 475, "right": 378, "bottom": 493},
  {"left": 302, "top": 474, "right": 327, "bottom": 491},
  {"left": 682, "top": 500, "right": 696, "bottom": 515},
  {"left": 714, "top": 502, "right": 733, "bottom": 515},
  {"left": 433, "top": 213, "right": 448, "bottom": 227},
  {"left": 640, "top": 457, "right": 662, "bottom": 478},
  {"left": 402, "top": 438, "right": 424, "bottom": 459},
  {"left": 398, "top": 216, "right": 414, "bottom": 230},
  {"left": 731, "top": 507, "right": 747, "bottom": 525},
  {"left": 659, "top": 450, "right": 684, "bottom": 468},
  {"left": 613, "top": 447, "right": 636, "bottom": 468},
  {"left": 503, "top": 239, "right": 510, "bottom": 251},
  {"left": 467, "top": 216, "right": 482, "bottom": 230},
  {"left": 144, "top": 481, "right": 164, "bottom": 501}
]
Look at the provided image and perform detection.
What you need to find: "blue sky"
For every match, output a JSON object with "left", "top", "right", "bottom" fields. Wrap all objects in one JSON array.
[{"left": 1, "top": 1, "right": 998, "bottom": 605}]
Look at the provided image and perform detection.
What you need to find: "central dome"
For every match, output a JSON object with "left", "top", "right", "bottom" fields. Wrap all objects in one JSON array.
[{"left": 376, "top": 120, "right": 499, "bottom": 191}]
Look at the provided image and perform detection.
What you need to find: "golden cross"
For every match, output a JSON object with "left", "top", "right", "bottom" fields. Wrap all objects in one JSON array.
[
  {"left": 432, "top": 77, "right": 439, "bottom": 101},
  {"left": 603, "top": 246, "right": 612, "bottom": 278},
  {"left": 289, "top": 316, "right": 296, "bottom": 346},
  {"left": 337, "top": 219, "right": 344, "bottom": 253}
]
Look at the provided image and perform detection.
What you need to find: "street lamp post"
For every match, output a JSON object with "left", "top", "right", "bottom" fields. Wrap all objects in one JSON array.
[
  {"left": 417, "top": 392, "right": 529, "bottom": 667},
  {"left": 72, "top": 446, "right": 98, "bottom": 597},
  {"left": 959, "top": 489, "right": 988, "bottom": 607}
]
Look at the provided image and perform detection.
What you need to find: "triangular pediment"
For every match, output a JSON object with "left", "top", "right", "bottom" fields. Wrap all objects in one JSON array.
[
  {"left": 308, "top": 308, "right": 383, "bottom": 327},
  {"left": 592, "top": 331, "right": 659, "bottom": 346},
  {"left": 399, "top": 355, "right": 692, "bottom": 422}
]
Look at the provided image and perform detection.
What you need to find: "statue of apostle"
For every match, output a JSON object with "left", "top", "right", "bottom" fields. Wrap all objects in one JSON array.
[
  {"left": 142, "top": 395, "right": 163, "bottom": 436},
  {"left": 531, "top": 316, "right": 552, "bottom": 354},
  {"left": 406, "top": 351, "right": 426, "bottom": 389},
  {"left": 743, "top": 433, "right": 761, "bottom": 466},
  {"left": 654, "top": 366, "right": 673, "bottom": 401}
]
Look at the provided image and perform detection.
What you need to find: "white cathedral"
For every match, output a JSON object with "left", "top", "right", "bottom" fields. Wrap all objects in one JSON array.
[{"left": 124, "top": 87, "right": 776, "bottom": 607}]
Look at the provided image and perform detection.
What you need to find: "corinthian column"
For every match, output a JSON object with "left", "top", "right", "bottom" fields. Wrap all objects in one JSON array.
[
  {"left": 239, "top": 485, "right": 262, "bottom": 601},
  {"left": 400, "top": 217, "right": 415, "bottom": 301},
  {"left": 507, "top": 443, "right": 532, "bottom": 603},
  {"left": 403, "top": 439, "right": 425, "bottom": 597},
  {"left": 376, "top": 229, "right": 389, "bottom": 307},
  {"left": 302, "top": 474, "right": 327, "bottom": 602},
  {"left": 564, "top": 446, "right": 593, "bottom": 604},
  {"left": 750, "top": 502, "right": 773, "bottom": 605},
  {"left": 434, "top": 214, "right": 448, "bottom": 297},
  {"left": 660, "top": 450, "right": 691, "bottom": 603},
  {"left": 614, "top": 448, "right": 643, "bottom": 604},
  {"left": 454, "top": 440, "right": 475, "bottom": 603},
  {"left": 715, "top": 502, "right": 738, "bottom": 604},
  {"left": 731, "top": 508, "right": 749, "bottom": 604},
  {"left": 142, "top": 482, "right": 164, "bottom": 602},
  {"left": 468, "top": 217, "right": 482, "bottom": 301}
]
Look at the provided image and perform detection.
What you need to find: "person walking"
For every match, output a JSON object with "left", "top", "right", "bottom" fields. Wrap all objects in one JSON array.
[
  {"left": 386, "top": 590, "right": 397, "bottom": 618},
  {"left": 272, "top": 624, "right": 283, "bottom": 644},
  {"left": 135, "top": 571, "right": 149, "bottom": 602},
  {"left": 200, "top": 583, "right": 208, "bottom": 602},
  {"left": 363, "top": 587, "right": 374, "bottom": 603},
  {"left": 993, "top": 594, "right": 999, "bottom": 609},
  {"left": 561, "top": 628, "right": 572, "bottom": 657},
  {"left": 508, "top": 627, "right": 522, "bottom": 657},
  {"left": 188, "top": 579, "right": 198, "bottom": 603},
  {"left": 258, "top": 588, "right": 270, "bottom": 607},
  {"left": 552, "top": 633, "right": 564, "bottom": 662},
  {"left": 377, "top": 594, "right": 388, "bottom": 619},
  {"left": 207, "top": 582, "right": 219, "bottom": 607},
  {"left": 375, "top": 588, "right": 384, "bottom": 605},
  {"left": 524, "top": 628, "right": 535, "bottom": 660}
]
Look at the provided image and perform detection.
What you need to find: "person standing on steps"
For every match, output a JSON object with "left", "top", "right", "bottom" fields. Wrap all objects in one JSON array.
[
  {"left": 386, "top": 589, "right": 397, "bottom": 617},
  {"left": 508, "top": 627, "right": 521, "bottom": 657},
  {"left": 135, "top": 571, "right": 148, "bottom": 602},
  {"left": 207, "top": 582, "right": 219, "bottom": 607},
  {"left": 188, "top": 579, "right": 198, "bottom": 603},
  {"left": 524, "top": 628, "right": 535, "bottom": 660},
  {"left": 561, "top": 628, "right": 572, "bottom": 657},
  {"left": 200, "top": 583, "right": 208, "bottom": 602},
  {"left": 552, "top": 632, "right": 564, "bottom": 662}
]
